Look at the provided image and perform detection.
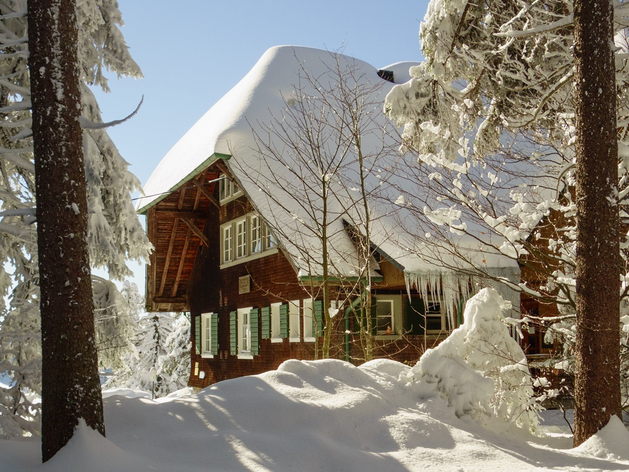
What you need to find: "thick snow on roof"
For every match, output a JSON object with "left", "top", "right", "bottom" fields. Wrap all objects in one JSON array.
[
  {"left": 137, "top": 46, "right": 405, "bottom": 212},
  {"left": 138, "top": 45, "right": 521, "bottom": 284}
]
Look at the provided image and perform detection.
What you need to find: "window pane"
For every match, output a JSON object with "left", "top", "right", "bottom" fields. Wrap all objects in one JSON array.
[
  {"left": 289, "top": 300, "right": 300, "bottom": 339},
  {"left": 426, "top": 301, "right": 443, "bottom": 332},
  {"left": 236, "top": 220, "right": 247, "bottom": 258},
  {"left": 223, "top": 226, "right": 232, "bottom": 262},
  {"left": 376, "top": 300, "right": 393, "bottom": 334},
  {"left": 251, "top": 216, "right": 261, "bottom": 253}
]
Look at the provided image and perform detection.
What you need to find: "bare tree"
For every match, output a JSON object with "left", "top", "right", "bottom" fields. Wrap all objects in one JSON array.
[{"left": 230, "top": 51, "right": 400, "bottom": 361}]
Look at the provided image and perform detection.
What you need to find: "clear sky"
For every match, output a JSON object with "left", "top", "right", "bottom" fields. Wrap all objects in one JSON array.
[{"left": 94, "top": 0, "right": 431, "bottom": 293}]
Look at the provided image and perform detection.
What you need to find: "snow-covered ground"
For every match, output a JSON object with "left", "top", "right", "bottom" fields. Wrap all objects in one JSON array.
[{"left": 1, "top": 358, "right": 628, "bottom": 472}]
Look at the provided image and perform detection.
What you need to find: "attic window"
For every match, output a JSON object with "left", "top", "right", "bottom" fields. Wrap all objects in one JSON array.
[
  {"left": 219, "top": 174, "right": 242, "bottom": 203},
  {"left": 377, "top": 69, "right": 394, "bottom": 83}
]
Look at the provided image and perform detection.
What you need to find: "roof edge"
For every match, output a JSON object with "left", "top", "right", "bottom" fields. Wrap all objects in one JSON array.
[{"left": 137, "top": 152, "right": 231, "bottom": 214}]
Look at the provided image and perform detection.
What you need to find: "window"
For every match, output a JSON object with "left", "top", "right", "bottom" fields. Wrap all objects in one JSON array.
[
  {"left": 425, "top": 300, "right": 446, "bottom": 334},
  {"left": 219, "top": 175, "right": 242, "bottom": 202},
  {"left": 221, "top": 213, "right": 278, "bottom": 266},
  {"left": 251, "top": 215, "right": 262, "bottom": 254},
  {"left": 271, "top": 302, "right": 282, "bottom": 342},
  {"left": 222, "top": 225, "right": 233, "bottom": 262},
  {"left": 241, "top": 310, "right": 250, "bottom": 352},
  {"left": 233, "top": 307, "right": 257, "bottom": 358},
  {"left": 236, "top": 218, "right": 247, "bottom": 259},
  {"left": 201, "top": 313, "right": 218, "bottom": 358},
  {"left": 265, "top": 224, "right": 277, "bottom": 249},
  {"left": 303, "top": 298, "right": 313, "bottom": 340},
  {"left": 289, "top": 300, "right": 300, "bottom": 341},
  {"left": 376, "top": 299, "right": 394, "bottom": 335}
]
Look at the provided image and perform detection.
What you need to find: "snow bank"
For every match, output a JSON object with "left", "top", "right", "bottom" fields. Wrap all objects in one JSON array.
[
  {"left": 408, "top": 288, "right": 539, "bottom": 430},
  {"left": 40, "top": 420, "right": 150, "bottom": 472},
  {"left": 0, "top": 357, "right": 628, "bottom": 471},
  {"left": 575, "top": 416, "right": 629, "bottom": 462}
]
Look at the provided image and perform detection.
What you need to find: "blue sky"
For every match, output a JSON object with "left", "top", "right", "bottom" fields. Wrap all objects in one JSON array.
[{"left": 94, "top": 0, "right": 430, "bottom": 292}]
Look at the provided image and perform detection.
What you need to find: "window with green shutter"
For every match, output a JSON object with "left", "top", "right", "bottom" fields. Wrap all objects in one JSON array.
[
  {"left": 279, "top": 303, "right": 289, "bottom": 338},
  {"left": 200, "top": 313, "right": 219, "bottom": 357},
  {"left": 250, "top": 308, "right": 259, "bottom": 355},
  {"left": 261, "top": 306, "right": 271, "bottom": 339},
  {"left": 314, "top": 300, "right": 324, "bottom": 337},
  {"left": 230, "top": 311, "right": 237, "bottom": 355}
]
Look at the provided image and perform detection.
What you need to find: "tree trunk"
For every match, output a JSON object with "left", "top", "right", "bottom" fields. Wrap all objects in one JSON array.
[
  {"left": 28, "top": 0, "right": 105, "bottom": 461},
  {"left": 573, "top": 0, "right": 621, "bottom": 447}
]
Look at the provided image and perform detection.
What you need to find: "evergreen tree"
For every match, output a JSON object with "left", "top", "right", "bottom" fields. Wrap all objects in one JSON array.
[
  {"left": 0, "top": 0, "right": 150, "bottom": 457},
  {"left": 385, "top": 0, "right": 626, "bottom": 444}
]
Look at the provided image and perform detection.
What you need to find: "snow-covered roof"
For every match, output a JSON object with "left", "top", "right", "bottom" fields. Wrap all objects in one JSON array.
[{"left": 138, "top": 45, "right": 519, "bottom": 303}]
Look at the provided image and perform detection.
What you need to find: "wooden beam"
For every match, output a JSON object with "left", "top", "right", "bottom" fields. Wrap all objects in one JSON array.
[
  {"left": 147, "top": 207, "right": 158, "bottom": 305},
  {"left": 158, "top": 219, "right": 179, "bottom": 297},
  {"left": 193, "top": 178, "right": 220, "bottom": 209},
  {"left": 155, "top": 210, "right": 207, "bottom": 219},
  {"left": 182, "top": 218, "right": 210, "bottom": 247},
  {"left": 171, "top": 227, "right": 192, "bottom": 297},
  {"left": 152, "top": 297, "right": 186, "bottom": 304},
  {"left": 213, "top": 159, "right": 230, "bottom": 175}
]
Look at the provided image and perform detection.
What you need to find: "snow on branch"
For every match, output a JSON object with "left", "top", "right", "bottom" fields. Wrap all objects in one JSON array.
[{"left": 78, "top": 95, "right": 143, "bottom": 130}]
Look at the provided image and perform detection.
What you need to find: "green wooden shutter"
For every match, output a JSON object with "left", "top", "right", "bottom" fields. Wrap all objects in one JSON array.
[
  {"left": 280, "top": 303, "right": 289, "bottom": 338},
  {"left": 313, "top": 300, "right": 323, "bottom": 337},
  {"left": 404, "top": 297, "right": 425, "bottom": 335},
  {"left": 261, "top": 306, "right": 271, "bottom": 339},
  {"left": 211, "top": 314, "right": 219, "bottom": 356},
  {"left": 230, "top": 311, "right": 237, "bottom": 355},
  {"left": 194, "top": 315, "right": 201, "bottom": 355},
  {"left": 250, "top": 308, "right": 259, "bottom": 355}
]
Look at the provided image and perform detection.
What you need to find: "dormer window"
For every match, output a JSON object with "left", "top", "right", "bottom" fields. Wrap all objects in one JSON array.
[{"left": 219, "top": 174, "right": 242, "bottom": 203}]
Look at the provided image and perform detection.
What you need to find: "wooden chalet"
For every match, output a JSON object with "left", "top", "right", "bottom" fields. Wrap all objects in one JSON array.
[{"left": 137, "top": 46, "right": 521, "bottom": 389}]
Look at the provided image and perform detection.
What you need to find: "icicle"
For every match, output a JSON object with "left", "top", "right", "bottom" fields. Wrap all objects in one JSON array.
[{"left": 404, "top": 270, "right": 475, "bottom": 328}]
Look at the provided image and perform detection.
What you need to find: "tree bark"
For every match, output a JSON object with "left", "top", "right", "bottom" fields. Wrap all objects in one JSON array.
[
  {"left": 28, "top": 0, "right": 105, "bottom": 461},
  {"left": 573, "top": 0, "right": 621, "bottom": 447}
]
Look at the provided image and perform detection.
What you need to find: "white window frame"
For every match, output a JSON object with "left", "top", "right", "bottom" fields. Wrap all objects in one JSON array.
[
  {"left": 237, "top": 307, "right": 253, "bottom": 358},
  {"left": 201, "top": 312, "right": 217, "bottom": 358},
  {"left": 221, "top": 224, "right": 233, "bottom": 263},
  {"left": 219, "top": 175, "right": 242, "bottom": 203},
  {"left": 425, "top": 299, "right": 446, "bottom": 334},
  {"left": 220, "top": 213, "right": 279, "bottom": 268},
  {"left": 271, "top": 302, "right": 282, "bottom": 343},
  {"left": 373, "top": 295, "right": 402, "bottom": 337},
  {"left": 236, "top": 217, "right": 247, "bottom": 259},
  {"left": 264, "top": 221, "right": 277, "bottom": 249},
  {"left": 250, "top": 215, "right": 262, "bottom": 254},
  {"left": 289, "top": 299, "right": 300, "bottom": 342},
  {"left": 375, "top": 299, "right": 395, "bottom": 335}
]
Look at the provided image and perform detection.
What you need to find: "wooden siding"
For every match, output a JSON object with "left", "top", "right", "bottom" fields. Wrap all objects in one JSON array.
[{"left": 145, "top": 168, "right": 220, "bottom": 312}]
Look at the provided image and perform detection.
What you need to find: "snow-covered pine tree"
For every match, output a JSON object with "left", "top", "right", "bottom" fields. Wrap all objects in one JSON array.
[
  {"left": 106, "top": 312, "right": 190, "bottom": 399},
  {"left": 93, "top": 279, "right": 142, "bottom": 373},
  {"left": 0, "top": 0, "right": 151, "bottom": 447},
  {"left": 385, "top": 0, "right": 627, "bottom": 444}
]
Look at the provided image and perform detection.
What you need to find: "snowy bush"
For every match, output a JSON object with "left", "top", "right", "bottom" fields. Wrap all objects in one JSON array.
[
  {"left": 105, "top": 312, "right": 191, "bottom": 399},
  {"left": 408, "top": 288, "right": 540, "bottom": 431}
]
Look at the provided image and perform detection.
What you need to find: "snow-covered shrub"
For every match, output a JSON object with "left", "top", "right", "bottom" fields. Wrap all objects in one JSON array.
[
  {"left": 408, "top": 288, "right": 540, "bottom": 431},
  {"left": 105, "top": 312, "right": 191, "bottom": 398}
]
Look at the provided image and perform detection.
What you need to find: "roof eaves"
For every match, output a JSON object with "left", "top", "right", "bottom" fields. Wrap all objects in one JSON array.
[{"left": 137, "top": 152, "right": 231, "bottom": 214}]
